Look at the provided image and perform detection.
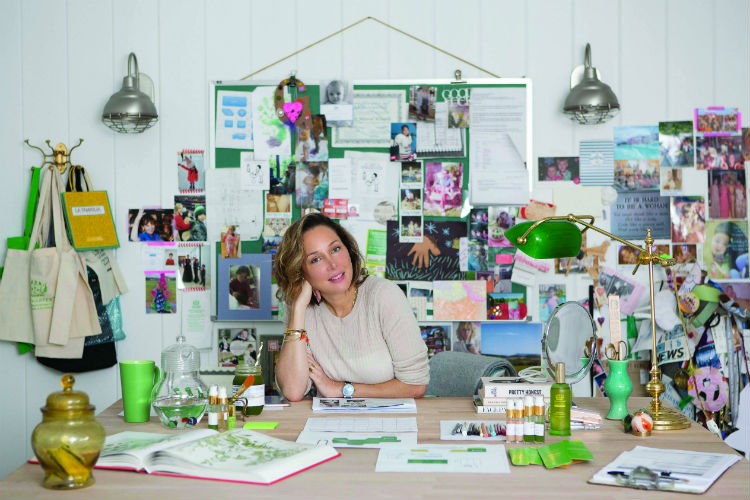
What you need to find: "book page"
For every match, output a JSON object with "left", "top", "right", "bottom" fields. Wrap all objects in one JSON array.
[{"left": 98, "top": 430, "right": 217, "bottom": 469}]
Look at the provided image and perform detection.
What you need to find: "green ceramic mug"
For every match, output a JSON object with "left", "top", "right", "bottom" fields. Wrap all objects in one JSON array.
[{"left": 119, "top": 360, "right": 159, "bottom": 423}]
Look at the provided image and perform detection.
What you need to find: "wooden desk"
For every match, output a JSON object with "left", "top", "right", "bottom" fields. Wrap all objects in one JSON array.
[{"left": 2, "top": 397, "right": 747, "bottom": 499}]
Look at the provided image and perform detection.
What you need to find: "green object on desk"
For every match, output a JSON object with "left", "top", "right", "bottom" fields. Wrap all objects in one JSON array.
[
  {"left": 332, "top": 436, "right": 400, "bottom": 446},
  {"left": 243, "top": 421, "right": 279, "bottom": 430},
  {"left": 508, "top": 440, "right": 593, "bottom": 469}
]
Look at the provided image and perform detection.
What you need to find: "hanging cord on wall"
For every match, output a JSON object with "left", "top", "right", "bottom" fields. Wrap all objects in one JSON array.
[{"left": 240, "top": 16, "right": 501, "bottom": 81}]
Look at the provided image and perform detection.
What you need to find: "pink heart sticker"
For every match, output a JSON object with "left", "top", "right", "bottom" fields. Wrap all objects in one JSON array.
[{"left": 282, "top": 101, "right": 303, "bottom": 123}]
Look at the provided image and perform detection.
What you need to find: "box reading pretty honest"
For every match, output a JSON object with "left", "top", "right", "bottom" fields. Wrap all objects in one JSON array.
[{"left": 479, "top": 377, "right": 552, "bottom": 402}]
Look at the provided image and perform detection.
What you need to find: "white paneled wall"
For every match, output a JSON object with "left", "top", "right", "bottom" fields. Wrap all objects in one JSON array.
[{"left": 1, "top": 0, "right": 748, "bottom": 479}]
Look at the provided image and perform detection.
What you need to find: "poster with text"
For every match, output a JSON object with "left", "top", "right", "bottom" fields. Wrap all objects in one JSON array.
[{"left": 611, "top": 191, "right": 670, "bottom": 240}]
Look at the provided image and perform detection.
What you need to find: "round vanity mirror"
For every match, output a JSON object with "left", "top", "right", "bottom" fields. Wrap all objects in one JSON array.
[{"left": 543, "top": 301, "right": 597, "bottom": 384}]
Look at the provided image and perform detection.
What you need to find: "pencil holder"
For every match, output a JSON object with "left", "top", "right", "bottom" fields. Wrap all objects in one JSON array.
[{"left": 604, "top": 360, "right": 632, "bottom": 420}]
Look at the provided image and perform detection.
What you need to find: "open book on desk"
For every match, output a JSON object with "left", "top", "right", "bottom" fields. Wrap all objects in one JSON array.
[
  {"left": 312, "top": 397, "right": 417, "bottom": 413},
  {"left": 96, "top": 429, "right": 339, "bottom": 485},
  {"left": 588, "top": 446, "right": 741, "bottom": 494}
]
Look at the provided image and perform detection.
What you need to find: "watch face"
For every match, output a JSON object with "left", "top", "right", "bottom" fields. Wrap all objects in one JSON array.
[{"left": 343, "top": 383, "right": 354, "bottom": 398}]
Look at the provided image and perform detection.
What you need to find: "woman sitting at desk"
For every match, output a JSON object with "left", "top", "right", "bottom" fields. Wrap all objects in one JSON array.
[{"left": 275, "top": 213, "right": 429, "bottom": 401}]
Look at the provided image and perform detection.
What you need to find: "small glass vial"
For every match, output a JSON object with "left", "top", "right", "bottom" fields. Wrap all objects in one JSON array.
[
  {"left": 506, "top": 399, "right": 517, "bottom": 442},
  {"left": 523, "top": 395, "right": 535, "bottom": 442},
  {"left": 534, "top": 395, "right": 546, "bottom": 443},
  {"left": 207, "top": 385, "right": 219, "bottom": 430},
  {"left": 217, "top": 386, "right": 228, "bottom": 431}
]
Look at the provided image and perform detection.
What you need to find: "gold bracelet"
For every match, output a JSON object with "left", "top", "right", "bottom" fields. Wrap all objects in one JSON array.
[{"left": 285, "top": 328, "right": 307, "bottom": 335}]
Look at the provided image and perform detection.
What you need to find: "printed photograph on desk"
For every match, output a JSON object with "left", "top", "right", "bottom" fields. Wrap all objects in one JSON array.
[
  {"left": 614, "top": 125, "right": 660, "bottom": 161},
  {"left": 488, "top": 206, "right": 517, "bottom": 247},
  {"left": 145, "top": 271, "right": 176, "bottom": 314},
  {"left": 408, "top": 86, "right": 436, "bottom": 122},
  {"left": 672, "top": 243, "right": 698, "bottom": 264},
  {"left": 452, "top": 321, "right": 481, "bottom": 354},
  {"left": 613, "top": 160, "right": 660, "bottom": 191},
  {"left": 704, "top": 220, "right": 748, "bottom": 280},
  {"left": 537, "top": 156, "right": 579, "bottom": 182},
  {"left": 695, "top": 135, "right": 744, "bottom": 169},
  {"left": 127, "top": 208, "right": 174, "bottom": 242},
  {"left": 218, "top": 328, "right": 258, "bottom": 367},
  {"left": 433, "top": 281, "right": 486, "bottom": 321},
  {"left": 295, "top": 115, "right": 328, "bottom": 162},
  {"left": 176, "top": 244, "right": 210, "bottom": 290},
  {"left": 399, "top": 215, "right": 423, "bottom": 243},
  {"left": 480, "top": 322, "right": 542, "bottom": 372},
  {"left": 295, "top": 161, "right": 328, "bottom": 210},
  {"left": 268, "top": 155, "right": 295, "bottom": 195},
  {"left": 538, "top": 284, "right": 566, "bottom": 323},
  {"left": 177, "top": 149, "right": 205, "bottom": 192},
  {"left": 618, "top": 244, "right": 669, "bottom": 265},
  {"left": 671, "top": 196, "right": 706, "bottom": 243},
  {"left": 173, "top": 194, "right": 207, "bottom": 242},
  {"left": 423, "top": 161, "right": 463, "bottom": 216},
  {"left": 707, "top": 170, "right": 746, "bottom": 220},
  {"left": 319, "top": 79, "right": 353, "bottom": 125},
  {"left": 695, "top": 106, "right": 741, "bottom": 136},
  {"left": 220, "top": 225, "right": 241, "bottom": 259},
  {"left": 658, "top": 120, "right": 694, "bottom": 167},
  {"left": 385, "top": 220, "right": 465, "bottom": 280},
  {"left": 420, "top": 324, "right": 451, "bottom": 358},
  {"left": 390, "top": 122, "right": 417, "bottom": 161}
]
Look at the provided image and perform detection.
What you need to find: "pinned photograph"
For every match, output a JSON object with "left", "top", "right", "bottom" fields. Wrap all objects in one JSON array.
[
  {"left": 420, "top": 324, "right": 451, "bottom": 358},
  {"left": 598, "top": 267, "right": 645, "bottom": 315},
  {"left": 295, "top": 161, "right": 328, "bottom": 209},
  {"left": 177, "top": 149, "right": 205, "bottom": 192},
  {"left": 220, "top": 225, "right": 241, "bottom": 259},
  {"left": 390, "top": 122, "right": 417, "bottom": 161},
  {"left": 708, "top": 170, "right": 746, "bottom": 219},
  {"left": 696, "top": 135, "right": 744, "bottom": 169},
  {"left": 128, "top": 208, "right": 174, "bottom": 242},
  {"left": 173, "top": 194, "right": 207, "bottom": 242},
  {"left": 447, "top": 102, "right": 470, "bottom": 128},
  {"left": 408, "top": 86, "right": 437, "bottom": 122},
  {"left": 433, "top": 281, "right": 486, "bottom": 321},
  {"left": 671, "top": 196, "right": 706, "bottom": 243},
  {"left": 400, "top": 161, "right": 423, "bottom": 187},
  {"left": 296, "top": 115, "right": 328, "bottom": 162},
  {"left": 538, "top": 284, "right": 566, "bottom": 323},
  {"left": 176, "top": 245, "right": 210, "bottom": 290},
  {"left": 399, "top": 215, "right": 423, "bottom": 243},
  {"left": 268, "top": 156, "right": 296, "bottom": 195},
  {"left": 400, "top": 188, "right": 422, "bottom": 213},
  {"left": 660, "top": 167, "right": 683, "bottom": 195},
  {"left": 218, "top": 328, "right": 258, "bottom": 367},
  {"left": 423, "top": 161, "right": 463, "bottom": 217},
  {"left": 614, "top": 126, "right": 660, "bottom": 160},
  {"left": 658, "top": 121, "right": 694, "bottom": 167},
  {"left": 452, "top": 321, "right": 481, "bottom": 354},
  {"left": 319, "top": 79, "right": 353, "bottom": 124},
  {"left": 480, "top": 322, "right": 542, "bottom": 373},
  {"left": 704, "top": 220, "right": 748, "bottom": 279},
  {"left": 672, "top": 244, "right": 698, "bottom": 264},
  {"left": 488, "top": 206, "right": 517, "bottom": 248},
  {"left": 145, "top": 271, "right": 176, "bottom": 314},
  {"left": 618, "top": 244, "right": 669, "bottom": 265},
  {"left": 695, "top": 107, "right": 741, "bottom": 136},
  {"left": 537, "top": 156, "right": 579, "bottom": 182},
  {"left": 613, "top": 159, "right": 660, "bottom": 191}
]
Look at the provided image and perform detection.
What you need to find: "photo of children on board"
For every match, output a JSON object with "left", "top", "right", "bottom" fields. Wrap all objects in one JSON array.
[
  {"left": 221, "top": 225, "right": 241, "bottom": 259},
  {"left": 408, "top": 86, "right": 437, "bottom": 122},
  {"left": 672, "top": 244, "right": 698, "bottom": 264},
  {"left": 447, "top": 101, "right": 469, "bottom": 128},
  {"left": 177, "top": 245, "right": 209, "bottom": 290},
  {"left": 420, "top": 324, "right": 451, "bottom": 358},
  {"left": 400, "top": 161, "right": 422, "bottom": 185},
  {"left": 400, "top": 188, "right": 422, "bottom": 212},
  {"left": 145, "top": 271, "right": 176, "bottom": 314},
  {"left": 400, "top": 216, "right": 423, "bottom": 238},
  {"left": 614, "top": 159, "right": 660, "bottom": 191},
  {"left": 319, "top": 79, "right": 353, "bottom": 125},
  {"left": 659, "top": 121, "right": 694, "bottom": 167},
  {"left": 671, "top": 196, "right": 706, "bottom": 243},
  {"left": 295, "top": 161, "right": 328, "bottom": 210},
  {"left": 423, "top": 161, "right": 463, "bottom": 217},
  {"left": 390, "top": 122, "right": 417, "bottom": 161},
  {"left": 228, "top": 264, "right": 260, "bottom": 310},
  {"left": 269, "top": 156, "right": 296, "bottom": 195},
  {"left": 218, "top": 328, "right": 258, "bottom": 367},
  {"left": 695, "top": 135, "right": 744, "bottom": 169},
  {"left": 177, "top": 150, "right": 205, "bottom": 192},
  {"left": 537, "top": 156, "right": 579, "bottom": 182},
  {"left": 704, "top": 220, "right": 748, "bottom": 280},
  {"left": 295, "top": 115, "right": 328, "bottom": 162},
  {"left": 695, "top": 107, "right": 741, "bottom": 136},
  {"left": 128, "top": 208, "right": 174, "bottom": 242},
  {"left": 618, "top": 244, "right": 669, "bottom": 265},
  {"left": 708, "top": 170, "right": 746, "bottom": 220},
  {"left": 173, "top": 195, "right": 207, "bottom": 242}
]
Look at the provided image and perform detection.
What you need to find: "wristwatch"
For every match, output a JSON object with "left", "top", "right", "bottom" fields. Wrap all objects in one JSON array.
[{"left": 342, "top": 381, "right": 354, "bottom": 398}]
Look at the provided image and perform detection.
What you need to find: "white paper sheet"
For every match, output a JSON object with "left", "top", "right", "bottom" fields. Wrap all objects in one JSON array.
[
  {"left": 553, "top": 185, "right": 604, "bottom": 217},
  {"left": 180, "top": 290, "right": 212, "bottom": 348},
  {"left": 215, "top": 90, "right": 253, "bottom": 149},
  {"left": 328, "top": 158, "right": 352, "bottom": 199},
  {"left": 297, "top": 417, "right": 419, "bottom": 448},
  {"left": 332, "top": 90, "right": 407, "bottom": 148},
  {"left": 251, "top": 86, "right": 291, "bottom": 158},
  {"left": 416, "top": 102, "right": 464, "bottom": 157},
  {"left": 376, "top": 444, "right": 510, "bottom": 473},
  {"left": 312, "top": 398, "right": 416, "bottom": 413},
  {"left": 206, "top": 168, "right": 263, "bottom": 242},
  {"left": 344, "top": 152, "right": 399, "bottom": 221},
  {"left": 239, "top": 153, "right": 269, "bottom": 191}
]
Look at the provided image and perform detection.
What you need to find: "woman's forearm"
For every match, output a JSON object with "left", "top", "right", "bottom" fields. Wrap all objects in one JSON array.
[
  {"left": 317, "top": 377, "right": 426, "bottom": 399},
  {"left": 275, "top": 305, "right": 310, "bottom": 401}
]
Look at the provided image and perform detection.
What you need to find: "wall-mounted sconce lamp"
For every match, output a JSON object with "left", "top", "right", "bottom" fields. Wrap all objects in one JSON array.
[
  {"left": 102, "top": 53, "right": 158, "bottom": 133},
  {"left": 563, "top": 43, "right": 620, "bottom": 125}
]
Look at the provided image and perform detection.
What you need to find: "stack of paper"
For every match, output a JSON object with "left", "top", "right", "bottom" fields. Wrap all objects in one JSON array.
[
  {"left": 588, "top": 446, "right": 741, "bottom": 493},
  {"left": 312, "top": 398, "right": 417, "bottom": 414},
  {"left": 296, "top": 417, "right": 418, "bottom": 448},
  {"left": 376, "top": 444, "right": 510, "bottom": 474}
]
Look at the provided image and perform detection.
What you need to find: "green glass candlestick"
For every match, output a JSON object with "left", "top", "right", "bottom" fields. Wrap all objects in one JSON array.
[{"left": 604, "top": 359, "right": 632, "bottom": 420}]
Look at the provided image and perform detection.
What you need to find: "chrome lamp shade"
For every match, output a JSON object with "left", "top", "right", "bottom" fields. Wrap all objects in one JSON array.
[
  {"left": 563, "top": 43, "right": 620, "bottom": 125},
  {"left": 102, "top": 53, "right": 158, "bottom": 134}
]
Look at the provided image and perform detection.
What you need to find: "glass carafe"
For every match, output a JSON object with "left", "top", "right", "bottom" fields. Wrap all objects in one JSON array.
[{"left": 151, "top": 335, "right": 208, "bottom": 429}]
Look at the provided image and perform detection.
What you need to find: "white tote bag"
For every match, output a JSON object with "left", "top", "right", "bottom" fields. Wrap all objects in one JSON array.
[{"left": 30, "top": 169, "right": 100, "bottom": 358}]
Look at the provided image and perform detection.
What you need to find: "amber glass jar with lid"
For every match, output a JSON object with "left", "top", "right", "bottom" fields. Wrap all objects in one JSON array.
[{"left": 31, "top": 374, "right": 105, "bottom": 489}]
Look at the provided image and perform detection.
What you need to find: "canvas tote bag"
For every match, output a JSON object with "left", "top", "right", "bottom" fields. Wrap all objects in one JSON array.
[{"left": 30, "top": 169, "right": 100, "bottom": 358}]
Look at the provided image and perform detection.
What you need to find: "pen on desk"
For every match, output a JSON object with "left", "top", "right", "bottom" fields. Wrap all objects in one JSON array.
[{"left": 607, "top": 470, "right": 689, "bottom": 483}]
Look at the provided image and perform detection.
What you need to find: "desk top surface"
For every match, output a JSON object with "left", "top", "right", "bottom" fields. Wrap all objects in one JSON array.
[{"left": 2, "top": 397, "right": 748, "bottom": 500}]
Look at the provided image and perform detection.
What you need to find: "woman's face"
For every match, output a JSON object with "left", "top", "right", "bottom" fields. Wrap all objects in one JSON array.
[
  {"left": 302, "top": 225, "right": 353, "bottom": 297},
  {"left": 711, "top": 232, "right": 729, "bottom": 256}
]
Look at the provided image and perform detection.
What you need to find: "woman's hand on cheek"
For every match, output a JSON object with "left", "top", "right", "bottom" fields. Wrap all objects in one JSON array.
[{"left": 294, "top": 279, "right": 315, "bottom": 310}]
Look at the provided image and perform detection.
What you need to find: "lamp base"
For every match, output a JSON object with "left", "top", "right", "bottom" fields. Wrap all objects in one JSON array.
[{"left": 648, "top": 400, "right": 691, "bottom": 431}]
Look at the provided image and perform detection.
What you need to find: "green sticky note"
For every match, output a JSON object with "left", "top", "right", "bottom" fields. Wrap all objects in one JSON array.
[{"left": 243, "top": 421, "right": 279, "bottom": 430}]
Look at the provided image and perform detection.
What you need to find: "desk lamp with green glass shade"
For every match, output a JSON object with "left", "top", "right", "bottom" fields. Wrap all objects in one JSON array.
[{"left": 505, "top": 214, "right": 691, "bottom": 431}]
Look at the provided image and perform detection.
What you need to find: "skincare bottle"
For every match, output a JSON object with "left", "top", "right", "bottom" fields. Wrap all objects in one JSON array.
[
  {"left": 505, "top": 399, "right": 516, "bottom": 442},
  {"left": 549, "top": 362, "right": 571, "bottom": 436},
  {"left": 523, "top": 395, "right": 535, "bottom": 442},
  {"left": 217, "top": 386, "right": 228, "bottom": 430},
  {"left": 207, "top": 385, "right": 219, "bottom": 431},
  {"left": 533, "top": 395, "right": 546, "bottom": 443}
]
